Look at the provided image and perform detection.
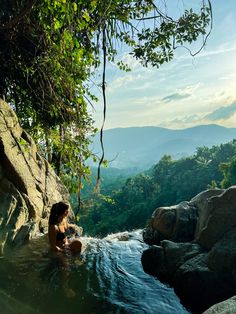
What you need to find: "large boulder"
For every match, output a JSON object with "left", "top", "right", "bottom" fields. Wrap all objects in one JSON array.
[
  {"left": 142, "top": 187, "right": 236, "bottom": 313},
  {"left": 196, "top": 186, "right": 236, "bottom": 249},
  {"left": 143, "top": 201, "right": 198, "bottom": 244},
  {"left": 190, "top": 189, "right": 224, "bottom": 240},
  {"left": 143, "top": 187, "right": 236, "bottom": 249},
  {"left": 143, "top": 189, "right": 225, "bottom": 246},
  {"left": 173, "top": 253, "right": 235, "bottom": 314},
  {"left": 141, "top": 240, "right": 203, "bottom": 282},
  {"left": 207, "top": 228, "right": 236, "bottom": 280},
  {"left": 142, "top": 240, "right": 236, "bottom": 313},
  {"left": 0, "top": 99, "right": 69, "bottom": 252}
]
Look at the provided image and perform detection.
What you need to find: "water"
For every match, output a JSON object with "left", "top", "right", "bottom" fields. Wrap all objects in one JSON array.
[{"left": 0, "top": 230, "right": 189, "bottom": 314}]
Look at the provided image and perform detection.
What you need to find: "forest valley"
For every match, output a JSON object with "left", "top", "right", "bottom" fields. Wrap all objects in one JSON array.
[{"left": 75, "top": 140, "right": 236, "bottom": 236}]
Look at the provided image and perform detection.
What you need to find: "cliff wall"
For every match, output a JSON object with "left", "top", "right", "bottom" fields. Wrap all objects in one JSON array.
[{"left": 0, "top": 100, "right": 69, "bottom": 253}]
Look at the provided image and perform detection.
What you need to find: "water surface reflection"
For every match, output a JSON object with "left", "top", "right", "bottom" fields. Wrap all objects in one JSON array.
[{"left": 0, "top": 231, "right": 189, "bottom": 314}]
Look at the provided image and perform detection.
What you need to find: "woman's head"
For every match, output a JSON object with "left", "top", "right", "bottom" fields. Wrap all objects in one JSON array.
[{"left": 49, "top": 202, "right": 69, "bottom": 225}]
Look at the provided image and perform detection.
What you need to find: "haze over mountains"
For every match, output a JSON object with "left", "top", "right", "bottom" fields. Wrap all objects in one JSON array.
[{"left": 90, "top": 124, "right": 236, "bottom": 170}]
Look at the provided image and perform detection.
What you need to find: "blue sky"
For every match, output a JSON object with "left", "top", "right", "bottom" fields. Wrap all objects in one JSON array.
[{"left": 91, "top": 0, "right": 236, "bottom": 130}]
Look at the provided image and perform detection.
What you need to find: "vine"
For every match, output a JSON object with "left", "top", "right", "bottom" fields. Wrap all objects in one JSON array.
[{"left": 0, "top": 0, "right": 212, "bottom": 205}]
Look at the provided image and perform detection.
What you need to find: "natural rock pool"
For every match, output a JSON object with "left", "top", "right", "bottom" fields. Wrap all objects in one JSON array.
[{"left": 0, "top": 230, "right": 189, "bottom": 314}]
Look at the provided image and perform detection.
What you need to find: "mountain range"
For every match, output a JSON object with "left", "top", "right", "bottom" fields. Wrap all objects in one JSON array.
[{"left": 90, "top": 124, "right": 236, "bottom": 169}]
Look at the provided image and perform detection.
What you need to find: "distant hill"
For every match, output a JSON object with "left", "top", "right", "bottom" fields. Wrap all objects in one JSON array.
[{"left": 89, "top": 124, "right": 236, "bottom": 169}]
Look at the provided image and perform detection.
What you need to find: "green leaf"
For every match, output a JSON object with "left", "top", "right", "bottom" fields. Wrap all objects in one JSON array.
[{"left": 72, "top": 2, "right": 77, "bottom": 12}]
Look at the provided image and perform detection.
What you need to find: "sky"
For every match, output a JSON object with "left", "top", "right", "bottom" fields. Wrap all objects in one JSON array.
[{"left": 91, "top": 0, "right": 236, "bottom": 130}]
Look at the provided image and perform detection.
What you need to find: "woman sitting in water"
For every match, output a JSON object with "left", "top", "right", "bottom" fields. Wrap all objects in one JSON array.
[{"left": 48, "top": 201, "right": 82, "bottom": 254}]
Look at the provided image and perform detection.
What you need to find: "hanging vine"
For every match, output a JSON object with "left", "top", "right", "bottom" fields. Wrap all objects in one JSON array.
[{"left": 0, "top": 0, "right": 212, "bottom": 202}]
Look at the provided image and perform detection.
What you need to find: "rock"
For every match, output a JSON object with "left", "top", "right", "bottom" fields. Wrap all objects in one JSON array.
[
  {"left": 162, "top": 240, "right": 203, "bottom": 276},
  {"left": 197, "top": 186, "right": 236, "bottom": 249},
  {"left": 142, "top": 226, "right": 165, "bottom": 245},
  {"left": 190, "top": 189, "right": 224, "bottom": 240},
  {"left": 68, "top": 224, "right": 83, "bottom": 237},
  {"left": 142, "top": 240, "right": 236, "bottom": 313},
  {"left": 0, "top": 99, "right": 70, "bottom": 252},
  {"left": 203, "top": 296, "right": 236, "bottom": 314},
  {"left": 207, "top": 228, "right": 236, "bottom": 280},
  {"left": 144, "top": 186, "right": 236, "bottom": 249},
  {"left": 173, "top": 254, "right": 235, "bottom": 313},
  {"left": 142, "top": 186, "right": 236, "bottom": 313},
  {"left": 142, "top": 241, "right": 203, "bottom": 282},
  {"left": 141, "top": 245, "right": 167, "bottom": 279},
  {"left": 143, "top": 201, "right": 198, "bottom": 245},
  {"left": 105, "top": 231, "right": 129, "bottom": 241}
]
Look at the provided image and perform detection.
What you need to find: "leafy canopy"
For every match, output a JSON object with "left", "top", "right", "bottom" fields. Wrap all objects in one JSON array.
[
  {"left": 0, "top": 0, "right": 212, "bottom": 191},
  {"left": 78, "top": 140, "right": 236, "bottom": 236}
]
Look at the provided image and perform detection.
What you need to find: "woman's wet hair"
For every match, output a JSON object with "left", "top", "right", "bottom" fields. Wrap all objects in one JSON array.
[{"left": 49, "top": 202, "right": 69, "bottom": 225}]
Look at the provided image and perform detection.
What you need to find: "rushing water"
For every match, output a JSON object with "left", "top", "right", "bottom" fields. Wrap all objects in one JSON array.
[{"left": 0, "top": 230, "right": 189, "bottom": 314}]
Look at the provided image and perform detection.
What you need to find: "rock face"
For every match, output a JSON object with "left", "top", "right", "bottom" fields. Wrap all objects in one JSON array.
[
  {"left": 143, "top": 201, "right": 198, "bottom": 244},
  {"left": 0, "top": 99, "right": 69, "bottom": 253},
  {"left": 196, "top": 187, "right": 236, "bottom": 249},
  {"left": 203, "top": 296, "right": 236, "bottom": 314},
  {"left": 142, "top": 187, "right": 236, "bottom": 313}
]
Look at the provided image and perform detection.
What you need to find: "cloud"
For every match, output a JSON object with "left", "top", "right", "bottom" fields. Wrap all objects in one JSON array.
[
  {"left": 120, "top": 53, "right": 143, "bottom": 71},
  {"left": 106, "top": 73, "right": 141, "bottom": 93},
  {"left": 130, "top": 81, "right": 154, "bottom": 91},
  {"left": 177, "top": 41, "right": 236, "bottom": 62},
  {"left": 157, "top": 114, "right": 204, "bottom": 129},
  {"left": 161, "top": 93, "right": 190, "bottom": 103},
  {"left": 219, "top": 73, "right": 236, "bottom": 81},
  {"left": 204, "top": 100, "right": 236, "bottom": 120},
  {"left": 161, "top": 83, "right": 202, "bottom": 103},
  {"left": 157, "top": 99, "right": 236, "bottom": 130}
]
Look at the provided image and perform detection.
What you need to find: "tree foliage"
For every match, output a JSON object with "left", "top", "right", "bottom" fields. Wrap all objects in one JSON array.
[
  {"left": 78, "top": 140, "right": 236, "bottom": 236},
  {"left": 0, "top": 0, "right": 212, "bottom": 191},
  {"left": 220, "top": 152, "right": 236, "bottom": 188}
]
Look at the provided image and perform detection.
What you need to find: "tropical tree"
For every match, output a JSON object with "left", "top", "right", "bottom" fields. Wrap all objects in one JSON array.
[
  {"left": 0, "top": 0, "right": 212, "bottom": 195},
  {"left": 79, "top": 140, "right": 236, "bottom": 236},
  {"left": 220, "top": 157, "right": 236, "bottom": 188}
]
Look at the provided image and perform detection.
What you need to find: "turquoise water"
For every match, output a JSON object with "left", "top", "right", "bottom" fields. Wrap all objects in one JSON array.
[{"left": 0, "top": 230, "right": 189, "bottom": 314}]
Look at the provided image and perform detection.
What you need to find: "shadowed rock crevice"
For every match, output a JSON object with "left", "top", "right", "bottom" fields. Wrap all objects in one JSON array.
[{"left": 0, "top": 138, "right": 28, "bottom": 194}]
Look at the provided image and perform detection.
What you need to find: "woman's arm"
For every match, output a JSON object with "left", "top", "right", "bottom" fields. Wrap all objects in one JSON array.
[{"left": 48, "top": 225, "right": 62, "bottom": 252}]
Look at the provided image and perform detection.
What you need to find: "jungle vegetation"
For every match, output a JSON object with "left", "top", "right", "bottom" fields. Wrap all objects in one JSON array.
[
  {"left": 77, "top": 140, "right": 236, "bottom": 236},
  {"left": 0, "top": 0, "right": 212, "bottom": 199}
]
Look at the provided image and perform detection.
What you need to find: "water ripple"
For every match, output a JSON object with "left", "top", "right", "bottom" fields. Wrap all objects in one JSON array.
[{"left": 0, "top": 230, "right": 190, "bottom": 314}]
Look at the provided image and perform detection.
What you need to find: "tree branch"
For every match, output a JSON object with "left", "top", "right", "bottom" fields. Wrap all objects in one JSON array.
[{"left": 0, "top": 0, "right": 37, "bottom": 30}]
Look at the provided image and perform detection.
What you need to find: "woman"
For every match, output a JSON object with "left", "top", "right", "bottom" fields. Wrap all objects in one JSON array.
[{"left": 48, "top": 202, "right": 82, "bottom": 254}]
